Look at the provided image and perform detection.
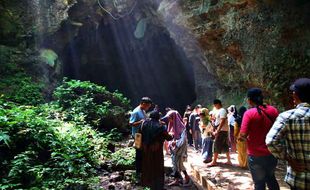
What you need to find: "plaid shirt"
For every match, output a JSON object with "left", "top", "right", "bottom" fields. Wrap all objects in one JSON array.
[{"left": 266, "top": 103, "right": 310, "bottom": 189}]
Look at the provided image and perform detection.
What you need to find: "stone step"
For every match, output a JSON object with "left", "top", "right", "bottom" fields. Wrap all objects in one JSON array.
[{"left": 165, "top": 146, "right": 290, "bottom": 190}]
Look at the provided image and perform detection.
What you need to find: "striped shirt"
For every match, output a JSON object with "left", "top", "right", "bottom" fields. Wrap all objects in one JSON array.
[{"left": 266, "top": 103, "right": 310, "bottom": 189}]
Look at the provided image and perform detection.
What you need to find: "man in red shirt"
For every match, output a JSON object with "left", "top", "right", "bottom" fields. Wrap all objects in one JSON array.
[{"left": 239, "top": 88, "right": 280, "bottom": 190}]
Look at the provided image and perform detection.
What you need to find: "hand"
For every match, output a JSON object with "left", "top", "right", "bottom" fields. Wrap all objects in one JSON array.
[
  {"left": 189, "top": 129, "right": 192, "bottom": 134},
  {"left": 139, "top": 119, "right": 145, "bottom": 124}
]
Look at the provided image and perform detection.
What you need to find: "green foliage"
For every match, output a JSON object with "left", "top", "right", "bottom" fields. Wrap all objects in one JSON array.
[
  {"left": 110, "top": 147, "right": 135, "bottom": 167},
  {"left": 102, "top": 128, "right": 123, "bottom": 142},
  {"left": 0, "top": 78, "right": 132, "bottom": 189},
  {"left": 0, "top": 45, "right": 23, "bottom": 75},
  {"left": 0, "top": 73, "right": 44, "bottom": 105},
  {"left": 0, "top": 98, "right": 110, "bottom": 189},
  {"left": 0, "top": 6, "right": 24, "bottom": 40},
  {"left": 53, "top": 78, "right": 130, "bottom": 130}
]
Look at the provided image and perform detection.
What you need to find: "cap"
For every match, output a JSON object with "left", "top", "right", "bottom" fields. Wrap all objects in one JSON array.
[{"left": 290, "top": 78, "right": 310, "bottom": 102}]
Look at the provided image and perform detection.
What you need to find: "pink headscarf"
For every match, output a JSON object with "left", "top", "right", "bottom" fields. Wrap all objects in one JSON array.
[{"left": 164, "top": 110, "right": 185, "bottom": 140}]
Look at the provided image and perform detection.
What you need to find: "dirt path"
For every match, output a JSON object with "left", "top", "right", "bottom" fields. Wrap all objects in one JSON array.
[
  {"left": 100, "top": 141, "right": 289, "bottom": 190},
  {"left": 168, "top": 146, "right": 290, "bottom": 190}
]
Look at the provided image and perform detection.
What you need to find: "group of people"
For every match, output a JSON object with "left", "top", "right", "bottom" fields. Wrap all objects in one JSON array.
[
  {"left": 129, "top": 78, "right": 310, "bottom": 190},
  {"left": 129, "top": 97, "right": 191, "bottom": 189}
]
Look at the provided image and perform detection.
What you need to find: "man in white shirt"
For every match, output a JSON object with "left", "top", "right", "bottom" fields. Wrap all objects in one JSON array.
[{"left": 207, "top": 99, "right": 232, "bottom": 166}]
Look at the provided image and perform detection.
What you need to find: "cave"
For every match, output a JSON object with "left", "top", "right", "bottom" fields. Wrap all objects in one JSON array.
[{"left": 46, "top": 1, "right": 197, "bottom": 112}]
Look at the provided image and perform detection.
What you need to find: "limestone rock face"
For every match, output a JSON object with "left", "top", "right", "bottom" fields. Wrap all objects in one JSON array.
[
  {"left": 160, "top": 0, "right": 310, "bottom": 106},
  {"left": 1, "top": 0, "right": 309, "bottom": 108}
]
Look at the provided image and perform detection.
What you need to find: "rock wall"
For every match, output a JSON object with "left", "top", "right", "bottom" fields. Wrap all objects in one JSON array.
[
  {"left": 1, "top": 0, "right": 309, "bottom": 109},
  {"left": 166, "top": 0, "right": 310, "bottom": 107}
]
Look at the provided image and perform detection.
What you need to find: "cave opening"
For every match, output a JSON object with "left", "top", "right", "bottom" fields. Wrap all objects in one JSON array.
[{"left": 58, "top": 9, "right": 197, "bottom": 112}]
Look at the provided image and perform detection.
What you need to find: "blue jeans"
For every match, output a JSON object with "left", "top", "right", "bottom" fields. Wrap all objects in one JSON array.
[
  {"left": 248, "top": 154, "right": 279, "bottom": 190},
  {"left": 201, "top": 137, "right": 213, "bottom": 161}
]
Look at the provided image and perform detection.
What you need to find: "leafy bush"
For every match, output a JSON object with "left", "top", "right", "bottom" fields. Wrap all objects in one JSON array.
[
  {"left": 53, "top": 78, "right": 130, "bottom": 131},
  {"left": 110, "top": 147, "right": 135, "bottom": 168},
  {"left": 0, "top": 98, "right": 110, "bottom": 189},
  {"left": 0, "top": 73, "right": 44, "bottom": 105}
]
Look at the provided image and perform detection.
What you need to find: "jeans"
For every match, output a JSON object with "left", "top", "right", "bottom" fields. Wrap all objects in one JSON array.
[
  {"left": 248, "top": 154, "right": 279, "bottom": 190},
  {"left": 201, "top": 137, "right": 213, "bottom": 161}
]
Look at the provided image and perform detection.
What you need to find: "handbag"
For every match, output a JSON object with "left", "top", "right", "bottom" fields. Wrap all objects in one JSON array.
[
  {"left": 133, "top": 120, "right": 146, "bottom": 149},
  {"left": 134, "top": 132, "right": 142, "bottom": 149}
]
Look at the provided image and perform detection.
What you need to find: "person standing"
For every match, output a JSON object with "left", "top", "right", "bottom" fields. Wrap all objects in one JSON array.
[
  {"left": 189, "top": 105, "right": 202, "bottom": 151},
  {"left": 239, "top": 88, "right": 279, "bottom": 190},
  {"left": 129, "top": 97, "right": 152, "bottom": 183},
  {"left": 266, "top": 78, "right": 310, "bottom": 190},
  {"left": 140, "top": 110, "right": 173, "bottom": 190},
  {"left": 183, "top": 105, "right": 193, "bottom": 146},
  {"left": 162, "top": 110, "right": 191, "bottom": 186},
  {"left": 234, "top": 106, "right": 248, "bottom": 168},
  {"left": 199, "top": 108, "right": 214, "bottom": 163},
  {"left": 227, "top": 105, "right": 237, "bottom": 152},
  {"left": 207, "top": 99, "right": 231, "bottom": 166}
]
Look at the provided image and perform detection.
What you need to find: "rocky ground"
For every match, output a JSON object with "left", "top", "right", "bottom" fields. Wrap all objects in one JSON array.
[{"left": 99, "top": 141, "right": 289, "bottom": 190}]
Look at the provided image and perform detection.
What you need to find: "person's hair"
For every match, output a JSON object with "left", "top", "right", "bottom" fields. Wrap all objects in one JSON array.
[
  {"left": 236, "top": 106, "right": 247, "bottom": 126},
  {"left": 186, "top": 105, "right": 192, "bottom": 111},
  {"left": 199, "top": 112, "right": 206, "bottom": 116},
  {"left": 238, "top": 106, "right": 247, "bottom": 117},
  {"left": 213, "top": 99, "right": 222, "bottom": 105},
  {"left": 290, "top": 78, "right": 310, "bottom": 103},
  {"left": 140, "top": 97, "right": 152, "bottom": 104},
  {"left": 247, "top": 88, "right": 266, "bottom": 114}
]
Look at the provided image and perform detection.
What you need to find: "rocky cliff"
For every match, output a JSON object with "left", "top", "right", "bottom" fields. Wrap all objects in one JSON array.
[
  {"left": 160, "top": 0, "right": 310, "bottom": 107},
  {"left": 0, "top": 0, "right": 309, "bottom": 109}
]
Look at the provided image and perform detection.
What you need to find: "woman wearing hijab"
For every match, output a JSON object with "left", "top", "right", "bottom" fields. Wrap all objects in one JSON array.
[
  {"left": 162, "top": 110, "right": 191, "bottom": 186},
  {"left": 199, "top": 108, "right": 214, "bottom": 163},
  {"left": 141, "top": 110, "right": 173, "bottom": 190},
  {"left": 234, "top": 106, "right": 247, "bottom": 168}
]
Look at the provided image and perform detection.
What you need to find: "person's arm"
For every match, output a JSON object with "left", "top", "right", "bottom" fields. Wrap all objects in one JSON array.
[
  {"left": 266, "top": 113, "right": 306, "bottom": 172},
  {"left": 265, "top": 114, "right": 287, "bottom": 159},
  {"left": 129, "top": 112, "right": 144, "bottom": 127},
  {"left": 216, "top": 118, "right": 225, "bottom": 132},
  {"left": 234, "top": 122, "right": 239, "bottom": 139},
  {"left": 213, "top": 109, "right": 226, "bottom": 136},
  {"left": 130, "top": 120, "right": 144, "bottom": 127},
  {"left": 175, "top": 130, "right": 186, "bottom": 147},
  {"left": 162, "top": 130, "right": 173, "bottom": 141}
]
